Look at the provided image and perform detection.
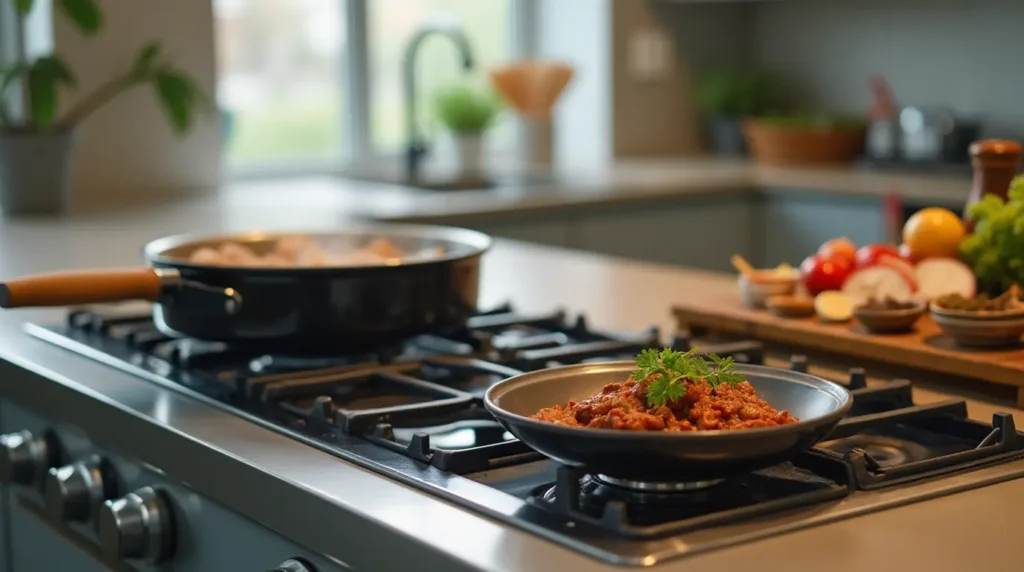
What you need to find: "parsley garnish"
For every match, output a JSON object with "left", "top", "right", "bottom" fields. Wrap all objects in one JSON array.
[{"left": 632, "top": 348, "right": 746, "bottom": 408}]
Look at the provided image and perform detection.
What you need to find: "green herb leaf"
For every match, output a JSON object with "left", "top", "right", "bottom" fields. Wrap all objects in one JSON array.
[
  {"left": 27, "top": 57, "right": 76, "bottom": 129},
  {"left": 133, "top": 42, "right": 162, "bottom": 76},
  {"left": 57, "top": 0, "right": 102, "bottom": 35},
  {"left": 633, "top": 348, "right": 745, "bottom": 409},
  {"left": 962, "top": 174, "right": 1024, "bottom": 296},
  {"left": 14, "top": 0, "right": 34, "bottom": 15},
  {"left": 153, "top": 70, "right": 196, "bottom": 133}
]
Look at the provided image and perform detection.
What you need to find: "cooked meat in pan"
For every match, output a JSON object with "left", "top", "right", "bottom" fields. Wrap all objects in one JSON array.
[
  {"left": 186, "top": 235, "right": 445, "bottom": 268},
  {"left": 531, "top": 348, "right": 798, "bottom": 431}
]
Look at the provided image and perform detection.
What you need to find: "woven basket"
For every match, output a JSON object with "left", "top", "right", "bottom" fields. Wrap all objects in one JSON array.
[{"left": 742, "top": 118, "right": 866, "bottom": 166}]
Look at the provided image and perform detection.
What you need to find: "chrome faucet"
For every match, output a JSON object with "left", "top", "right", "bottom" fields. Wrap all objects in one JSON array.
[{"left": 402, "top": 21, "right": 475, "bottom": 182}]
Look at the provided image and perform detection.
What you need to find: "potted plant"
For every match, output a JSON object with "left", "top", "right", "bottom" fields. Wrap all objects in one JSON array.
[
  {"left": 695, "top": 69, "right": 781, "bottom": 157},
  {"left": 433, "top": 83, "right": 501, "bottom": 179},
  {"left": 0, "top": 0, "right": 208, "bottom": 217},
  {"left": 742, "top": 114, "right": 867, "bottom": 166}
]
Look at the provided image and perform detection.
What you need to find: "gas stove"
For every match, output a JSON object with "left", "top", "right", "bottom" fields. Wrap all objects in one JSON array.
[{"left": 23, "top": 304, "right": 1024, "bottom": 566}]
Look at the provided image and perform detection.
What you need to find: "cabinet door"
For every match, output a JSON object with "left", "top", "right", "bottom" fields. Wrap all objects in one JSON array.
[
  {"left": 574, "top": 195, "right": 755, "bottom": 272},
  {"left": 760, "top": 190, "right": 885, "bottom": 266},
  {"left": 469, "top": 218, "right": 573, "bottom": 247}
]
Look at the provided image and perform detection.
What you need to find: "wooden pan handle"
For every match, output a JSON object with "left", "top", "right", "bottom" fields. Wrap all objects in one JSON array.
[{"left": 0, "top": 268, "right": 165, "bottom": 308}]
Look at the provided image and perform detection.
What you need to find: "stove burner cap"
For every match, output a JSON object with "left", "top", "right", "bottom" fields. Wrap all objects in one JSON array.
[{"left": 592, "top": 474, "right": 724, "bottom": 492}]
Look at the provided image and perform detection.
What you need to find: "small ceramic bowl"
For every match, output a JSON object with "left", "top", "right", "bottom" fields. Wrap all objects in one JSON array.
[
  {"left": 929, "top": 303, "right": 1024, "bottom": 347},
  {"left": 738, "top": 271, "right": 800, "bottom": 309},
  {"left": 853, "top": 300, "right": 927, "bottom": 334}
]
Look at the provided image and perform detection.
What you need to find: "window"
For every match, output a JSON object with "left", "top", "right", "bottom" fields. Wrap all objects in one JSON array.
[
  {"left": 367, "top": 0, "right": 514, "bottom": 154},
  {"left": 215, "top": 0, "right": 532, "bottom": 176},
  {"left": 214, "top": 0, "right": 348, "bottom": 172}
]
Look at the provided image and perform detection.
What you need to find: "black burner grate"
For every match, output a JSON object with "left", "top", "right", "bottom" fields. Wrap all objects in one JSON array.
[{"left": 527, "top": 450, "right": 852, "bottom": 539}]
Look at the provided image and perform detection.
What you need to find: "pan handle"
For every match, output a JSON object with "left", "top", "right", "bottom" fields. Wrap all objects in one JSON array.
[{"left": 0, "top": 268, "right": 242, "bottom": 315}]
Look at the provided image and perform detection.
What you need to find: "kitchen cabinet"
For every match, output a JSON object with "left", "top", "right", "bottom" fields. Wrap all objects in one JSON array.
[
  {"left": 409, "top": 213, "right": 575, "bottom": 249},
  {"left": 467, "top": 217, "right": 574, "bottom": 248},
  {"left": 389, "top": 188, "right": 886, "bottom": 272},
  {"left": 572, "top": 194, "right": 756, "bottom": 272},
  {"left": 757, "top": 189, "right": 886, "bottom": 266}
]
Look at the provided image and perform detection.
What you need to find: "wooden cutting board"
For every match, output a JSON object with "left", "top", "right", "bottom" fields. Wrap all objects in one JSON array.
[{"left": 672, "top": 290, "right": 1024, "bottom": 408}]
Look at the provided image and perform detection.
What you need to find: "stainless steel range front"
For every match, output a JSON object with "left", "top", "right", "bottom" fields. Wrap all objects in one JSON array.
[
  {"left": 4, "top": 303, "right": 1023, "bottom": 569},
  {"left": 0, "top": 400, "right": 343, "bottom": 572}
]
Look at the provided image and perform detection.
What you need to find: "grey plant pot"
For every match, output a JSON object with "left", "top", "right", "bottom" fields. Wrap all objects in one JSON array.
[
  {"left": 707, "top": 116, "right": 747, "bottom": 157},
  {"left": 0, "top": 128, "right": 77, "bottom": 217}
]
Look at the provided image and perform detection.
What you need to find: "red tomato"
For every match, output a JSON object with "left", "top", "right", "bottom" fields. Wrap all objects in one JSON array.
[
  {"left": 818, "top": 237, "right": 857, "bottom": 266},
  {"left": 800, "top": 254, "right": 853, "bottom": 295},
  {"left": 898, "top": 242, "right": 919, "bottom": 264},
  {"left": 854, "top": 243, "right": 900, "bottom": 268}
]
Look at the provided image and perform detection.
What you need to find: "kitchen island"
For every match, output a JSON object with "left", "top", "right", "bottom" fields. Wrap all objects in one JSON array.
[{"left": 0, "top": 204, "right": 1018, "bottom": 572}]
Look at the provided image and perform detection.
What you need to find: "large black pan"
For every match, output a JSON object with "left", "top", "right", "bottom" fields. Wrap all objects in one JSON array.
[
  {"left": 485, "top": 362, "right": 852, "bottom": 482},
  {"left": 0, "top": 224, "right": 492, "bottom": 352}
]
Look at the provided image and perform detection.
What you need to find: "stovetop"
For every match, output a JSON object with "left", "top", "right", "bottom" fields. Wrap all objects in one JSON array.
[{"left": 24, "top": 304, "right": 1024, "bottom": 567}]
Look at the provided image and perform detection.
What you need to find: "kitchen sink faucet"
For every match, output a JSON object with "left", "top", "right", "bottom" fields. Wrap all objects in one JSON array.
[{"left": 402, "top": 21, "right": 476, "bottom": 183}]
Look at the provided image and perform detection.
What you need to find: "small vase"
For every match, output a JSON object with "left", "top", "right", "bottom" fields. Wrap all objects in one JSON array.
[
  {"left": 707, "top": 116, "right": 747, "bottom": 157},
  {"left": 456, "top": 133, "right": 484, "bottom": 179},
  {"left": 522, "top": 115, "right": 553, "bottom": 167},
  {"left": 0, "top": 128, "right": 77, "bottom": 217}
]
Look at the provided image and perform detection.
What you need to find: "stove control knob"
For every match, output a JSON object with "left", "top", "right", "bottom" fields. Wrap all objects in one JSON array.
[
  {"left": 269, "top": 559, "right": 318, "bottom": 572},
  {"left": 44, "top": 459, "right": 106, "bottom": 522},
  {"left": 98, "top": 487, "right": 174, "bottom": 563},
  {"left": 0, "top": 430, "right": 51, "bottom": 487}
]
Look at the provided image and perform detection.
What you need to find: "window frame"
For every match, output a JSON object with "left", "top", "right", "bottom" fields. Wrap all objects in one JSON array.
[{"left": 226, "top": 0, "right": 537, "bottom": 180}]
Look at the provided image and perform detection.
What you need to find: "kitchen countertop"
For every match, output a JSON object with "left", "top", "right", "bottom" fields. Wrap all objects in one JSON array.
[
  {"left": 0, "top": 205, "right": 1019, "bottom": 572},
  {"left": 64, "top": 157, "right": 973, "bottom": 224}
]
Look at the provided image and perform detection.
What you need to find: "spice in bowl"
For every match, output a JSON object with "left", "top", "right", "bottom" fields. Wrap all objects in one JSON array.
[
  {"left": 733, "top": 255, "right": 800, "bottom": 308},
  {"left": 853, "top": 296, "right": 926, "bottom": 333},
  {"left": 933, "top": 284, "right": 1024, "bottom": 314}
]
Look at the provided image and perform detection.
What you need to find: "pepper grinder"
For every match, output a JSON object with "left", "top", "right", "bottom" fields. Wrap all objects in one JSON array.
[{"left": 964, "top": 139, "right": 1023, "bottom": 231}]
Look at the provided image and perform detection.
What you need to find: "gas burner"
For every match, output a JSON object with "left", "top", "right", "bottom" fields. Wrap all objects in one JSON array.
[
  {"left": 590, "top": 474, "right": 723, "bottom": 492},
  {"left": 529, "top": 455, "right": 852, "bottom": 536},
  {"left": 817, "top": 433, "right": 934, "bottom": 467}
]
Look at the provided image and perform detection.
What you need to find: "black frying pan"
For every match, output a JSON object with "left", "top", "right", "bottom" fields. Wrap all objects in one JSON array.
[
  {"left": 485, "top": 362, "right": 852, "bottom": 482},
  {"left": 0, "top": 224, "right": 492, "bottom": 352}
]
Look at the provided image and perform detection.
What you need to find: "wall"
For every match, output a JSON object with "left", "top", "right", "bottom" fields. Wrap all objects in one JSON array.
[
  {"left": 539, "top": 0, "right": 723, "bottom": 161},
  {"left": 611, "top": 0, "right": 701, "bottom": 157},
  {"left": 657, "top": 0, "right": 1024, "bottom": 146},
  {"left": 644, "top": 0, "right": 753, "bottom": 156},
  {"left": 53, "top": 0, "right": 220, "bottom": 205},
  {"left": 750, "top": 0, "right": 1024, "bottom": 139},
  {"left": 537, "top": 0, "right": 613, "bottom": 168}
]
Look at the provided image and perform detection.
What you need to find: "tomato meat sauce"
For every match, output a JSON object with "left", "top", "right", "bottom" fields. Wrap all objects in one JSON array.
[{"left": 530, "top": 377, "right": 798, "bottom": 431}]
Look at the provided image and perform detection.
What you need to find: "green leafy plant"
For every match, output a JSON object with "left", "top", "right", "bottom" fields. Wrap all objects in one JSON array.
[
  {"left": 960, "top": 175, "right": 1024, "bottom": 295},
  {"left": 433, "top": 83, "right": 502, "bottom": 134},
  {"left": 0, "top": 0, "right": 210, "bottom": 134},
  {"left": 695, "top": 69, "right": 782, "bottom": 118},
  {"left": 632, "top": 348, "right": 745, "bottom": 409}
]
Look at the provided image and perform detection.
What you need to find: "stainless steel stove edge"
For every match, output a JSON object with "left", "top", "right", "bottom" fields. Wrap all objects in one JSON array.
[
  {"left": 0, "top": 336, "right": 586, "bottom": 572},
  {"left": 5, "top": 329, "right": 1024, "bottom": 571}
]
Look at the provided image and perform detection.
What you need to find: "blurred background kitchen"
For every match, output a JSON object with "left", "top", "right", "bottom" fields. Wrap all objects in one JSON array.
[{"left": 1, "top": 0, "right": 1021, "bottom": 271}]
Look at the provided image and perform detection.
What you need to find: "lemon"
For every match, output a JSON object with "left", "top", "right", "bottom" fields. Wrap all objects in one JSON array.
[{"left": 902, "top": 207, "right": 965, "bottom": 260}]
